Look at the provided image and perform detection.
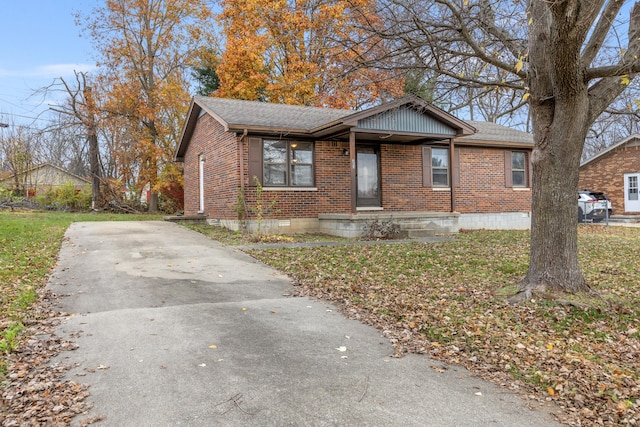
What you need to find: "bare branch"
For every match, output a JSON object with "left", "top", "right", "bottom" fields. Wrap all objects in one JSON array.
[{"left": 582, "top": 0, "right": 625, "bottom": 67}]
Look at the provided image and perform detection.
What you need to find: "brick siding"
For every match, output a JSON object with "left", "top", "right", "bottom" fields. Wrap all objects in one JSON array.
[
  {"left": 182, "top": 118, "right": 532, "bottom": 218},
  {"left": 579, "top": 144, "right": 640, "bottom": 215}
]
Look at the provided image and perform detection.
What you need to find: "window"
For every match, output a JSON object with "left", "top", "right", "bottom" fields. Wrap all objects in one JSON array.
[
  {"left": 511, "top": 152, "right": 526, "bottom": 187},
  {"left": 423, "top": 146, "right": 457, "bottom": 188},
  {"left": 505, "top": 151, "right": 528, "bottom": 188},
  {"left": 629, "top": 176, "right": 638, "bottom": 201},
  {"left": 262, "top": 140, "right": 314, "bottom": 187},
  {"left": 431, "top": 148, "right": 449, "bottom": 187}
]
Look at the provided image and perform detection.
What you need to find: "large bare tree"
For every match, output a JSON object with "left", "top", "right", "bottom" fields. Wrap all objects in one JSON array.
[
  {"left": 50, "top": 71, "right": 102, "bottom": 209},
  {"left": 371, "top": 0, "right": 640, "bottom": 299}
]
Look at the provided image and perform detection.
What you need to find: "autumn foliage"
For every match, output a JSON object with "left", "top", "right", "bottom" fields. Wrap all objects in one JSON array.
[
  {"left": 84, "top": 0, "right": 214, "bottom": 211},
  {"left": 216, "top": 0, "right": 405, "bottom": 108}
]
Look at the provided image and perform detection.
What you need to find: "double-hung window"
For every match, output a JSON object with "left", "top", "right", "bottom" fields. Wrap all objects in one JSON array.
[
  {"left": 263, "top": 140, "right": 314, "bottom": 187},
  {"left": 505, "top": 150, "right": 529, "bottom": 188},
  {"left": 511, "top": 152, "right": 526, "bottom": 187},
  {"left": 422, "top": 146, "right": 454, "bottom": 188},
  {"left": 431, "top": 148, "right": 449, "bottom": 187}
]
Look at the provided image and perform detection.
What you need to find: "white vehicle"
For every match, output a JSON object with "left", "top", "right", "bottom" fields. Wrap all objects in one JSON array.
[
  {"left": 578, "top": 191, "right": 607, "bottom": 222},
  {"left": 580, "top": 189, "right": 612, "bottom": 216}
]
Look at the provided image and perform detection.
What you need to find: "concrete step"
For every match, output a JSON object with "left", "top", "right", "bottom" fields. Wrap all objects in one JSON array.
[
  {"left": 163, "top": 214, "right": 208, "bottom": 224},
  {"left": 608, "top": 215, "right": 640, "bottom": 223},
  {"left": 406, "top": 228, "right": 439, "bottom": 238}
]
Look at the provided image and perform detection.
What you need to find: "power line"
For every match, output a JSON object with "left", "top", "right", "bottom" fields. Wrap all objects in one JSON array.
[{"left": 0, "top": 110, "right": 60, "bottom": 124}]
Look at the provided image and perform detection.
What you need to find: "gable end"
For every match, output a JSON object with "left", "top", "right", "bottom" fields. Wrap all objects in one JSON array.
[{"left": 356, "top": 106, "right": 456, "bottom": 136}]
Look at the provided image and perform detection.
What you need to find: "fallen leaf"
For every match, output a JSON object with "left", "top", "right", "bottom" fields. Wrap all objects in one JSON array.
[{"left": 209, "top": 344, "right": 218, "bottom": 349}]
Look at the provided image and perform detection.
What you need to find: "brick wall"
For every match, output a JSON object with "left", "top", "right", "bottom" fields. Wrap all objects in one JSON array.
[
  {"left": 380, "top": 145, "right": 531, "bottom": 213},
  {"left": 579, "top": 144, "right": 640, "bottom": 215},
  {"left": 380, "top": 144, "right": 451, "bottom": 211},
  {"left": 182, "top": 120, "right": 532, "bottom": 219},
  {"left": 456, "top": 147, "right": 531, "bottom": 213},
  {"left": 241, "top": 141, "right": 352, "bottom": 219},
  {"left": 183, "top": 115, "right": 239, "bottom": 216}
]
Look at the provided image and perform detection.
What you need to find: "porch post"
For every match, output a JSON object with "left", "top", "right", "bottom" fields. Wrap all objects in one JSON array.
[
  {"left": 350, "top": 131, "right": 357, "bottom": 214},
  {"left": 449, "top": 138, "right": 457, "bottom": 213}
]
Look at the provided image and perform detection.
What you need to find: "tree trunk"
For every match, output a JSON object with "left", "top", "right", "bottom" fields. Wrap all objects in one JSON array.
[
  {"left": 513, "top": 0, "right": 594, "bottom": 301},
  {"left": 148, "top": 191, "right": 158, "bottom": 212},
  {"left": 517, "top": 102, "right": 591, "bottom": 298},
  {"left": 88, "top": 131, "right": 100, "bottom": 210}
]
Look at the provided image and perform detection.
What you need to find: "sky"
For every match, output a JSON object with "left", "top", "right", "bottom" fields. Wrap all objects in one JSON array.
[{"left": 0, "top": 1, "right": 96, "bottom": 129}]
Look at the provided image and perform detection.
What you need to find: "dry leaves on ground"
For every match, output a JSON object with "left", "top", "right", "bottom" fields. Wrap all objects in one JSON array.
[
  {"left": 248, "top": 226, "right": 640, "bottom": 426},
  {"left": 0, "top": 290, "right": 100, "bottom": 426}
]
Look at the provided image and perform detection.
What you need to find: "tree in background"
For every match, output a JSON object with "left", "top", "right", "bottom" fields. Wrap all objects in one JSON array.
[
  {"left": 192, "top": 48, "right": 221, "bottom": 96},
  {"left": 369, "top": 0, "right": 640, "bottom": 299},
  {"left": 0, "top": 124, "right": 39, "bottom": 196},
  {"left": 216, "top": 0, "right": 405, "bottom": 108},
  {"left": 50, "top": 71, "right": 102, "bottom": 209},
  {"left": 81, "top": 0, "right": 215, "bottom": 211}
]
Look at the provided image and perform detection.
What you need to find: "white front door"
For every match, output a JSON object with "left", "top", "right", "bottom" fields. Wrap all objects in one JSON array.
[{"left": 624, "top": 173, "right": 640, "bottom": 212}]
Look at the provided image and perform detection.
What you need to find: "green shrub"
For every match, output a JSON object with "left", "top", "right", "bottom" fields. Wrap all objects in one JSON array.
[
  {"left": 0, "top": 322, "right": 24, "bottom": 353},
  {"left": 37, "top": 182, "right": 92, "bottom": 211}
]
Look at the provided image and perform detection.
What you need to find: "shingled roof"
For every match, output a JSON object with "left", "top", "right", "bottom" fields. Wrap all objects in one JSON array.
[
  {"left": 175, "top": 96, "right": 533, "bottom": 161},
  {"left": 459, "top": 121, "right": 533, "bottom": 146},
  {"left": 195, "top": 96, "right": 352, "bottom": 132}
]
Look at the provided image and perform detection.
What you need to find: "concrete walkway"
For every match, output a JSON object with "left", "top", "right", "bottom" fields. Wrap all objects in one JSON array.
[{"left": 49, "top": 221, "right": 561, "bottom": 426}]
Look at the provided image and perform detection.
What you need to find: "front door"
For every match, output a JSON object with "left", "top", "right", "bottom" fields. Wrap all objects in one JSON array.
[
  {"left": 624, "top": 173, "right": 640, "bottom": 212},
  {"left": 356, "top": 146, "right": 381, "bottom": 207}
]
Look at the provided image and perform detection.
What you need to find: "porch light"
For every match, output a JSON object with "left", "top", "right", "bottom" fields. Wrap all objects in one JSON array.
[{"left": 342, "top": 149, "right": 349, "bottom": 156}]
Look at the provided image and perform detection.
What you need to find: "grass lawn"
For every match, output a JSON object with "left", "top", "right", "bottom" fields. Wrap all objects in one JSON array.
[
  {"left": 2, "top": 213, "right": 639, "bottom": 425},
  {"left": 241, "top": 225, "right": 640, "bottom": 425},
  {"left": 0, "top": 210, "right": 162, "bottom": 379}
]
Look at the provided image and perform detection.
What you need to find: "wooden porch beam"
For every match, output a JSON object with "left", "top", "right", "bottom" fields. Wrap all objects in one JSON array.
[
  {"left": 450, "top": 138, "right": 457, "bottom": 213},
  {"left": 350, "top": 131, "right": 356, "bottom": 214}
]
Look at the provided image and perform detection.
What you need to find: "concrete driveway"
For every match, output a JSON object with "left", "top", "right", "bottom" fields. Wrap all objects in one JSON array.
[{"left": 48, "top": 221, "right": 560, "bottom": 426}]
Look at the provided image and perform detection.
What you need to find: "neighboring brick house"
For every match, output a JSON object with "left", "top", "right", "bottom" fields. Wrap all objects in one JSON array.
[
  {"left": 579, "top": 134, "right": 640, "bottom": 215},
  {"left": 175, "top": 96, "right": 534, "bottom": 237},
  {"left": 0, "top": 163, "right": 90, "bottom": 197}
]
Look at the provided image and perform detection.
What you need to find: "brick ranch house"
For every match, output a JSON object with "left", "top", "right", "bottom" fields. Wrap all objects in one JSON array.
[
  {"left": 580, "top": 134, "right": 640, "bottom": 215},
  {"left": 174, "top": 95, "right": 534, "bottom": 237}
]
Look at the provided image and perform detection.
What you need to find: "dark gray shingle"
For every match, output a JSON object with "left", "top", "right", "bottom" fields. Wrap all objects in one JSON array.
[{"left": 195, "top": 96, "right": 352, "bottom": 131}]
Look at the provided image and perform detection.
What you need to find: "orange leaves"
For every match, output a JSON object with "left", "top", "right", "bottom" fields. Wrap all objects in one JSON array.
[
  {"left": 86, "top": 0, "right": 216, "bottom": 201},
  {"left": 216, "top": 0, "right": 404, "bottom": 108}
]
